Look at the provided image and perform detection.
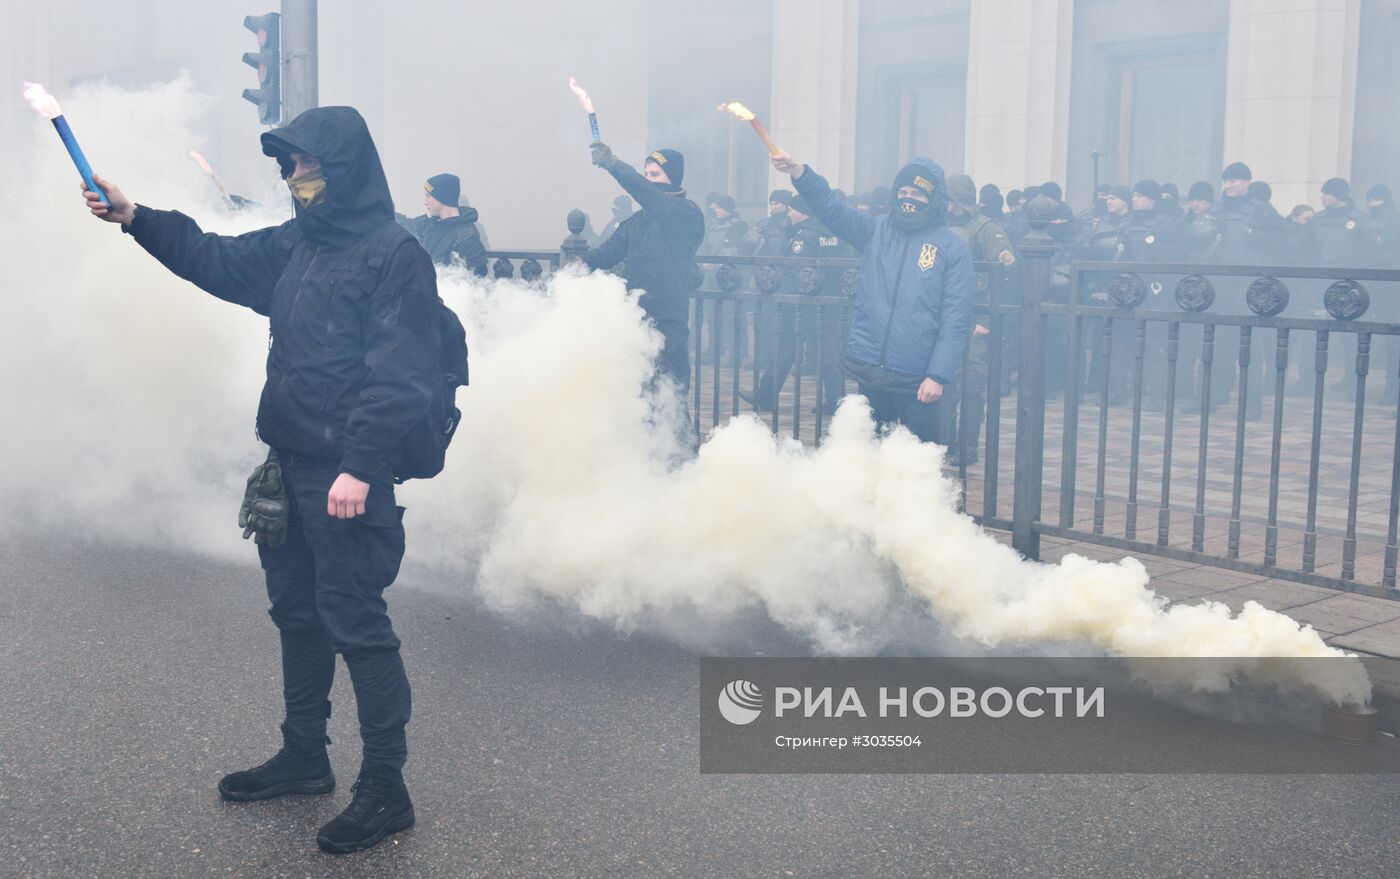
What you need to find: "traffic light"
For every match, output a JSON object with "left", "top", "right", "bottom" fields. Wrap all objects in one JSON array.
[{"left": 241, "top": 13, "right": 280, "bottom": 125}]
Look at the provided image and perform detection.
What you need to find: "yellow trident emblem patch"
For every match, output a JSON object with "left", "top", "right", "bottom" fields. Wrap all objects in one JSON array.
[{"left": 918, "top": 243, "right": 938, "bottom": 271}]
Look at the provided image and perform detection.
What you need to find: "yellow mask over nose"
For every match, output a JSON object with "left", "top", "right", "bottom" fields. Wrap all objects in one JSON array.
[{"left": 287, "top": 169, "right": 326, "bottom": 209}]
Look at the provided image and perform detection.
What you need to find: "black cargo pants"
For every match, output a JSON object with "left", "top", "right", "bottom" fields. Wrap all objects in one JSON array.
[{"left": 258, "top": 454, "right": 412, "bottom": 771}]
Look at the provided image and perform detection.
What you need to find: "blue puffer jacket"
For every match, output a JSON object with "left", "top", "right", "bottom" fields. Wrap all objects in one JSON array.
[{"left": 793, "top": 158, "right": 973, "bottom": 383}]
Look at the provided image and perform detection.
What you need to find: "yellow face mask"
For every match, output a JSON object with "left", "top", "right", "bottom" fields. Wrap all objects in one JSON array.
[{"left": 287, "top": 169, "right": 327, "bottom": 209}]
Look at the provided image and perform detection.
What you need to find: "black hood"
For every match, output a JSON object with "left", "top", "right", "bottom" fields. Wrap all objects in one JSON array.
[
  {"left": 890, "top": 157, "right": 949, "bottom": 231},
  {"left": 261, "top": 106, "right": 395, "bottom": 247},
  {"left": 437, "top": 206, "right": 479, "bottom": 226}
]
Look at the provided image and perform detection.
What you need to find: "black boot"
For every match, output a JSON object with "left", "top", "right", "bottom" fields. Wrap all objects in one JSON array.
[
  {"left": 218, "top": 723, "right": 334, "bottom": 802},
  {"left": 316, "top": 763, "right": 415, "bottom": 854}
]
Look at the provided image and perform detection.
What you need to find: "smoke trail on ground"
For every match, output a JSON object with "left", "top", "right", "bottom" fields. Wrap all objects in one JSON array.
[
  {"left": 2, "top": 80, "right": 1369, "bottom": 708},
  {"left": 417, "top": 267, "right": 1368, "bottom": 706}
]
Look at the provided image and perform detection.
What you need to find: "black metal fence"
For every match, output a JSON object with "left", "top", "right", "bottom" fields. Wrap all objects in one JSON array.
[
  {"left": 686, "top": 254, "right": 1009, "bottom": 518},
  {"left": 484, "top": 249, "right": 560, "bottom": 281},
  {"left": 1015, "top": 247, "right": 1400, "bottom": 599},
  {"left": 501, "top": 212, "right": 1400, "bottom": 598}
]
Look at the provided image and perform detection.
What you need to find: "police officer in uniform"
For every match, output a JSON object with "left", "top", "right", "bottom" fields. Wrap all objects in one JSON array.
[
  {"left": 1311, "top": 178, "right": 1375, "bottom": 398},
  {"left": 1314, "top": 178, "right": 1372, "bottom": 268},
  {"left": 1122, "top": 181, "right": 1179, "bottom": 408},
  {"left": 1188, "top": 163, "right": 1282, "bottom": 415},
  {"left": 1158, "top": 183, "right": 1185, "bottom": 222},
  {"left": 943, "top": 174, "right": 1015, "bottom": 465},
  {"left": 1075, "top": 186, "right": 1131, "bottom": 397},
  {"left": 744, "top": 190, "right": 795, "bottom": 367},
  {"left": 741, "top": 195, "right": 851, "bottom": 413}
]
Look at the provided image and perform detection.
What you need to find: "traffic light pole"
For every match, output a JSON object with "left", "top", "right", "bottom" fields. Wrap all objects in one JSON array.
[{"left": 280, "top": 0, "right": 317, "bottom": 121}]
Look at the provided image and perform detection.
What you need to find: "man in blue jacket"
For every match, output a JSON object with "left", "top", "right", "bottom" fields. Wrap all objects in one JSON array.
[{"left": 772, "top": 150, "right": 974, "bottom": 443}]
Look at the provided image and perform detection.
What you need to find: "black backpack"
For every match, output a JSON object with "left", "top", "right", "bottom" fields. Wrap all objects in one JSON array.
[{"left": 366, "top": 224, "right": 470, "bottom": 482}]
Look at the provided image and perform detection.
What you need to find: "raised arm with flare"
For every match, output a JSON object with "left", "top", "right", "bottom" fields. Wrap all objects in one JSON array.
[
  {"left": 568, "top": 76, "right": 601, "bottom": 143},
  {"left": 719, "top": 101, "right": 780, "bottom": 157}
]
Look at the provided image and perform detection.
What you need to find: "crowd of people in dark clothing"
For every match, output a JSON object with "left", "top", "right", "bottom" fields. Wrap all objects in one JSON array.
[
  {"left": 393, "top": 148, "right": 1400, "bottom": 467},
  {"left": 696, "top": 162, "right": 1400, "bottom": 273},
  {"left": 673, "top": 158, "right": 1400, "bottom": 461}
]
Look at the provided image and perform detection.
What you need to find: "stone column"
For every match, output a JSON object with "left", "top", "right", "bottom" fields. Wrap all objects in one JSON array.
[
  {"left": 768, "top": 0, "right": 861, "bottom": 191},
  {"left": 1222, "top": 0, "right": 1361, "bottom": 210},
  {"left": 963, "top": 0, "right": 1074, "bottom": 191}
]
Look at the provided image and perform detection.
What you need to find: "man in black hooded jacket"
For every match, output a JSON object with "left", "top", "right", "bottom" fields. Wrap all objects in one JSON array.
[
  {"left": 397, "top": 172, "right": 488, "bottom": 275},
  {"left": 83, "top": 106, "right": 432, "bottom": 855},
  {"left": 584, "top": 143, "right": 705, "bottom": 391}
]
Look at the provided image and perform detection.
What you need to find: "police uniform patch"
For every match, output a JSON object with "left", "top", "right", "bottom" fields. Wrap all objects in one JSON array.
[
  {"left": 1145, "top": 234, "right": 1156, "bottom": 244},
  {"left": 918, "top": 243, "right": 938, "bottom": 271},
  {"left": 998, "top": 249, "right": 1016, "bottom": 266},
  {"left": 791, "top": 239, "right": 804, "bottom": 255},
  {"left": 1346, "top": 219, "right": 1357, "bottom": 230}
]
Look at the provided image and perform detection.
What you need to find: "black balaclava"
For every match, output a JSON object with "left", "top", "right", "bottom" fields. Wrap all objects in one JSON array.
[
  {"left": 261, "top": 106, "right": 395, "bottom": 247},
  {"left": 890, "top": 157, "right": 948, "bottom": 233},
  {"left": 645, "top": 149, "right": 685, "bottom": 194},
  {"left": 611, "top": 195, "right": 633, "bottom": 221}
]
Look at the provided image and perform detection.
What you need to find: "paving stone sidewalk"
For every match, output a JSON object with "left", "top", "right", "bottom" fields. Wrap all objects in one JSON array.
[{"left": 1032, "top": 533, "right": 1400, "bottom": 659}]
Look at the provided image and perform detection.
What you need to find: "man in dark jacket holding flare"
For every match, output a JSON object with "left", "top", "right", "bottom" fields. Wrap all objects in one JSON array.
[{"left": 82, "top": 106, "right": 432, "bottom": 855}]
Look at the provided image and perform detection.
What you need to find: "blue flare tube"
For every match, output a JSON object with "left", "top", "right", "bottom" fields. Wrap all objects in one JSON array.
[
  {"left": 52, "top": 114, "right": 108, "bottom": 205},
  {"left": 588, "top": 112, "right": 601, "bottom": 144}
]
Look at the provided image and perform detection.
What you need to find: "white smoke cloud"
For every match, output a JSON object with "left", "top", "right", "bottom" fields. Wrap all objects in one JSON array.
[{"left": 2, "top": 79, "right": 1370, "bottom": 709}]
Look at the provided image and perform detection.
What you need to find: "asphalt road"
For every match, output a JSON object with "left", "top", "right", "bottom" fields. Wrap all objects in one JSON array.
[{"left": 3, "top": 535, "right": 1400, "bottom": 878}]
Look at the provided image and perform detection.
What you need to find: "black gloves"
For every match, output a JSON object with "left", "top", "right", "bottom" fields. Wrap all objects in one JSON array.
[
  {"left": 590, "top": 141, "right": 615, "bottom": 169},
  {"left": 239, "top": 448, "right": 290, "bottom": 548}
]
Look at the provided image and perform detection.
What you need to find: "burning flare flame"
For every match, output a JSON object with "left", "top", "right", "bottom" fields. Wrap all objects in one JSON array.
[
  {"left": 22, "top": 81, "right": 62, "bottom": 120},
  {"left": 718, "top": 101, "right": 756, "bottom": 122},
  {"left": 568, "top": 76, "right": 594, "bottom": 114},
  {"left": 188, "top": 149, "right": 215, "bottom": 175}
]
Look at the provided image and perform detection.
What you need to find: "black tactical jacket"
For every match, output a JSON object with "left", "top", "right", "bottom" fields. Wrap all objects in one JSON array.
[
  {"left": 583, "top": 158, "right": 705, "bottom": 323},
  {"left": 125, "top": 107, "right": 440, "bottom": 481},
  {"left": 398, "top": 207, "right": 488, "bottom": 275}
]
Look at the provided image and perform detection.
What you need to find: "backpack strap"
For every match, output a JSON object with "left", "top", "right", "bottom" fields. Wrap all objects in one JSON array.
[{"left": 366, "top": 221, "right": 416, "bottom": 281}]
